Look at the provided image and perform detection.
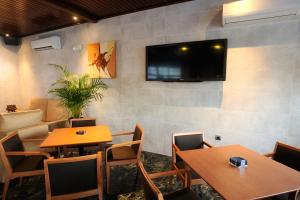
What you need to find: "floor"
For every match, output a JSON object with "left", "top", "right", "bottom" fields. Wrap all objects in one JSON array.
[{"left": 0, "top": 151, "right": 222, "bottom": 200}]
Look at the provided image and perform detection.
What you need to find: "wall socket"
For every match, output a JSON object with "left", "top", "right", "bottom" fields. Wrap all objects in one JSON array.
[{"left": 215, "top": 135, "right": 221, "bottom": 141}]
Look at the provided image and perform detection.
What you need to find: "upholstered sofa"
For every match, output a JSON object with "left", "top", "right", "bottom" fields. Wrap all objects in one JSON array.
[
  {"left": 0, "top": 109, "right": 47, "bottom": 141},
  {"left": 0, "top": 99, "right": 68, "bottom": 140},
  {"left": 29, "top": 98, "right": 68, "bottom": 131}
]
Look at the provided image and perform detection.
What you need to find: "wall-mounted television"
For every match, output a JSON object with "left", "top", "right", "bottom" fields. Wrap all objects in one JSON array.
[{"left": 146, "top": 39, "right": 227, "bottom": 82}]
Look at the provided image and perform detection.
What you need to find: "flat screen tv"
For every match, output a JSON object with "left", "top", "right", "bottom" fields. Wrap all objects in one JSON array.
[{"left": 146, "top": 39, "right": 227, "bottom": 82}]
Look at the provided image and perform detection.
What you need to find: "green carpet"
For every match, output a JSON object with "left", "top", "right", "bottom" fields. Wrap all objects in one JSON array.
[{"left": 0, "top": 151, "right": 222, "bottom": 200}]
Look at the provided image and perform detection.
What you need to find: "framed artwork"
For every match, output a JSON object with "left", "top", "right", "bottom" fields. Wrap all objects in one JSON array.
[{"left": 87, "top": 41, "right": 116, "bottom": 78}]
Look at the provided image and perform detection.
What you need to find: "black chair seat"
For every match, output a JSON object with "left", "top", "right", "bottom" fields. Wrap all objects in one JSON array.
[
  {"left": 271, "top": 192, "right": 299, "bottom": 200},
  {"left": 13, "top": 155, "right": 45, "bottom": 172},
  {"left": 164, "top": 188, "right": 200, "bottom": 200},
  {"left": 176, "top": 161, "right": 201, "bottom": 179},
  {"left": 107, "top": 146, "right": 137, "bottom": 161},
  {"left": 271, "top": 193, "right": 288, "bottom": 200}
]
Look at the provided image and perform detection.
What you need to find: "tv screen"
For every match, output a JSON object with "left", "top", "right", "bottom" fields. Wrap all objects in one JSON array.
[{"left": 146, "top": 39, "right": 227, "bottom": 82}]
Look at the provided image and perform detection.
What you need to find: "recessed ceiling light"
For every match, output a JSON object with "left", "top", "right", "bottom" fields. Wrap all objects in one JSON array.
[
  {"left": 73, "top": 16, "right": 78, "bottom": 21},
  {"left": 5, "top": 33, "right": 10, "bottom": 37},
  {"left": 180, "top": 46, "right": 189, "bottom": 51}
]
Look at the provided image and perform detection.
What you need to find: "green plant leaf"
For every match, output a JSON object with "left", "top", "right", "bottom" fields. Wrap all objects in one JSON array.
[{"left": 48, "top": 64, "right": 108, "bottom": 118}]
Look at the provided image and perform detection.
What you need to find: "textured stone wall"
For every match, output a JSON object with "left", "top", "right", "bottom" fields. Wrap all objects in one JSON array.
[
  {"left": 0, "top": 40, "right": 20, "bottom": 112},
  {"left": 16, "top": 0, "right": 300, "bottom": 155}
]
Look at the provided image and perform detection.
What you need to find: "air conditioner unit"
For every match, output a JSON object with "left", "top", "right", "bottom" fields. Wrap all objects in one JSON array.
[
  {"left": 223, "top": 0, "right": 300, "bottom": 25},
  {"left": 31, "top": 36, "right": 61, "bottom": 50}
]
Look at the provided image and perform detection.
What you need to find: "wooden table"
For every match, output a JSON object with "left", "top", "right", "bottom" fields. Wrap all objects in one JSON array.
[
  {"left": 40, "top": 125, "right": 112, "bottom": 156},
  {"left": 177, "top": 145, "right": 300, "bottom": 200}
]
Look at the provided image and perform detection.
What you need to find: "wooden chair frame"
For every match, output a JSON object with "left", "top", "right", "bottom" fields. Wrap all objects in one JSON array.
[
  {"left": 0, "top": 132, "right": 50, "bottom": 200},
  {"left": 265, "top": 142, "right": 300, "bottom": 200},
  {"left": 172, "top": 132, "right": 212, "bottom": 186},
  {"left": 138, "top": 161, "right": 189, "bottom": 200},
  {"left": 105, "top": 124, "right": 144, "bottom": 194},
  {"left": 44, "top": 152, "right": 103, "bottom": 200},
  {"left": 265, "top": 142, "right": 300, "bottom": 158}
]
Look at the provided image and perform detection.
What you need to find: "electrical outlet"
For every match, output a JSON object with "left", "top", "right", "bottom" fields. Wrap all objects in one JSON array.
[{"left": 215, "top": 135, "right": 221, "bottom": 141}]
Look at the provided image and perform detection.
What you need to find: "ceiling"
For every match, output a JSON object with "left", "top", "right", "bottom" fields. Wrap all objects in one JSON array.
[{"left": 0, "top": 0, "right": 191, "bottom": 38}]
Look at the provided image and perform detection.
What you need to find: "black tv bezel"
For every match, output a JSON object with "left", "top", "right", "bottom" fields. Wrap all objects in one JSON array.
[{"left": 145, "top": 39, "right": 228, "bottom": 82}]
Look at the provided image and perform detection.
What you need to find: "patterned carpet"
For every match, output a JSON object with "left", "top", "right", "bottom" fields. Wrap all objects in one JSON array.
[{"left": 0, "top": 151, "right": 222, "bottom": 200}]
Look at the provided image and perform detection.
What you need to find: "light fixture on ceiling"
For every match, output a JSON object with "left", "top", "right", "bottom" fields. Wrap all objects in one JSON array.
[
  {"left": 73, "top": 16, "right": 78, "bottom": 21},
  {"left": 5, "top": 33, "right": 10, "bottom": 37}
]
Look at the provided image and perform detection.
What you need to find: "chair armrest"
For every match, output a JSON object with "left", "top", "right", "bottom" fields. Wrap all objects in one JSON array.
[
  {"left": 172, "top": 144, "right": 180, "bottom": 152},
  {"left": 22, "top": 138, "right": 46, "bottom": 143},
  {"left": 203, "top": 141, "right": 213, "bottom": 148},
  {"left": 148, "top": 169, "right": 186, "bottom": 179},
  {"left": 6, "top": 151, "right": 50, "bottom": 157},
  {"left": 264, "top": 153, "right": 274, "bottom": 158},
  {"left": 106, "top": 140, "right": 141, "bottom": 151},
  {"left": 112, "top": 131, "right": 135, "bottom": 137},
  {"left": 45, "top": 119, "right": 68, "bottom": 131},
  {"left": 44, "top": 119, "right": 67, "bottom": 124}
]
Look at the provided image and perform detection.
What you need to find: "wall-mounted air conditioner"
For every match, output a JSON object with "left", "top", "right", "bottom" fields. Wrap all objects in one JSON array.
[
  {"left": 223, "top": 0, "right": 300, "bottom": 25},
  {"left": 31, "top": 36, "right": 61, "bottom": 50}
]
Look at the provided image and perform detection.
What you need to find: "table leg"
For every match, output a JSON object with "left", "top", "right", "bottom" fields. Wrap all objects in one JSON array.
[
  {"left": 56, "top": 147, "right": 63, "bottom": 158},
  {"left": 79, "top": 145, "right": 84, "bottom": 156},
  {"left": 99, "top": 143, "right": 106, "bottom": 151},
  {"left": 184, "top": 163, "right": 191, "bottom": 188}
]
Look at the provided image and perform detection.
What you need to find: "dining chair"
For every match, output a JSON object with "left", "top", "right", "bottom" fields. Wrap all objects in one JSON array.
[
  {"left": 265, "top": 142, "right": 300, "bottom": 200},
  {"left": 44, "top": 152, "right": 103, "bottom": 200},
  {"left": 138, "top": 161, "right": 201, "bottom": 200},
  {"left": 0, "top": 132, "right": 50, "bottom": 200},
  {"left": 70, "top": 118, "right": 96, "bottom": 127},
  {"left": 105, "top": 124, "right": 144, "bottom": 194},
  {"left": 69, "top": 118, "right": 97, "bottom": 155},
  {"left": 172, "top": 132, "right": 213, "bottom": 186}
]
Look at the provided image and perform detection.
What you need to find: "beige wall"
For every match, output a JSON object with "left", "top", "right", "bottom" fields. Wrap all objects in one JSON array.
[
  {"left": 0, "top": 40, "right": 22, "bottom": 112},
  {"left": 4, "top": 0, "right": 300, "bottom": 155}
]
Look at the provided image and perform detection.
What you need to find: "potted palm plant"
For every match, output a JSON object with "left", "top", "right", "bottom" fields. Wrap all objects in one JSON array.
[{"left": 49, "top": 64, "right": 107, "bottom": 118}]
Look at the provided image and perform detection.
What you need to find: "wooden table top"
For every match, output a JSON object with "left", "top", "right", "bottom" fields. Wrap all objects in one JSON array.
[
  {"left": 177, "top": 145, "right": 300, "bottom": 200},
  {"left": 40, "top": 125, "right": 112, "bottom": 148}
]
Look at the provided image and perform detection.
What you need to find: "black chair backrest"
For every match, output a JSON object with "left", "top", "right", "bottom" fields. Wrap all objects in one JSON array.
[
  {"left": 47, "top": 157, "right": 98, "bottom": 196},
  {"left": 2, "top": 134, "right": 25, "bottom": 169},
  {"left": 138, "top": 162, "right": 161, "bottom": 200},
  {"left": 132, "top": 125, "right": 143, "bottom": 154},
  {"left": 71, "top": 118, "right": 96, "bottom": 127},
  {"left": 174, "top": 133, "right": 204, "bottom": 151},
  {"left": 273, "top": 143, "right": 300, "bottom": 171},
  {"left": 174, "top": 132, "right": 204, "bottom": 163}
]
